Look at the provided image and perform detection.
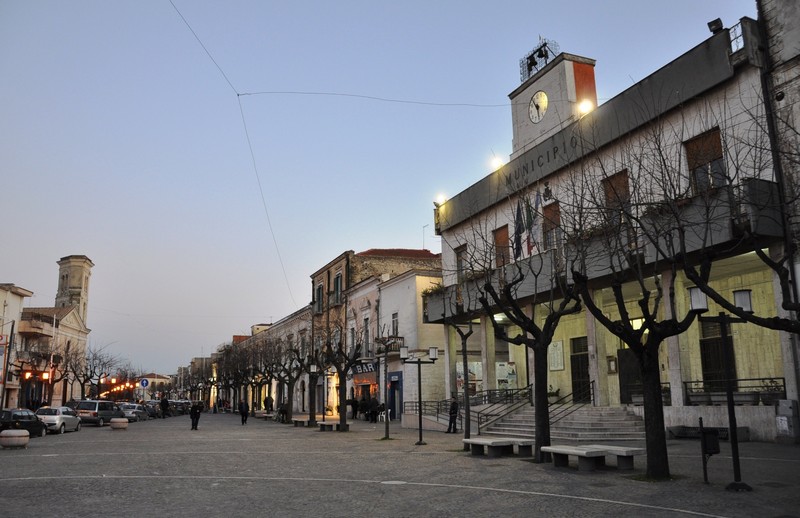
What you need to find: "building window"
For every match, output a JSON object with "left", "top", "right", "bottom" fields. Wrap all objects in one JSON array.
[
  {"left": 685, "top": 128, "right": 726, "bottom": 194},
  {"left": 455, "top": 245, "right": 468, "bottom": 282},
  {"left": 315, "top": 284, "right": 324, "bottom": 313},
  {"left": 542, "top": 202, "right": 561, "bottom": 250},
  {"left": 349, "top": 328, "right": 356, "bottom": 351},
  {"left": 332, "top": 272, "right": 343, "bottom": 305},
  {"left": 391, "top": 312, "right": 399, "bottom": 337},
  {"left": 602, "top": 170, "right": 630, "bottom": 227},
  {"left": 494, "top": 225, "right": 510, "bottom": 267}
]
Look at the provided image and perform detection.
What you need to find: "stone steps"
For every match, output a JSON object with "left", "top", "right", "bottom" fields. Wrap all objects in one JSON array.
[{"left": 483, "top": 405, "right": 646, "bottom": 442}]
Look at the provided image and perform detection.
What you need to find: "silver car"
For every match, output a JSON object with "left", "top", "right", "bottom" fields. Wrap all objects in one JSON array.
[
  {"left": 120, "top": 403, "right": 149, "bottom": 422},
  {"left": 35, "top": 406, "right": 81, "bottom": 434}
]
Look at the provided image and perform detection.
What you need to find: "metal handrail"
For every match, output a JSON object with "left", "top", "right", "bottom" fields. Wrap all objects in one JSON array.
[
  {"left": 548, "top": 380, "right": 594, "bottom": 425},
  {"left": 475, "top": 385, "right": 533, "bottom": 433}
]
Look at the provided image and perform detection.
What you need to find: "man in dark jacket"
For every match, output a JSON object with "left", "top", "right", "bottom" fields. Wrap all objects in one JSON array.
[
  {"left": 189, "top": 401, "right": 203, "bottom": 430},
  {"left": 446, "top": 397, "right": 459, "bottom": 433},
  {"left": 239, "top": 400, "right": 249, "bottom": 425}
]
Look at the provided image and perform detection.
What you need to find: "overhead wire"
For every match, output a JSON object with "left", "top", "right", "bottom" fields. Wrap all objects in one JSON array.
[{"left": 169, "top": 0, "right": 297, "bottom": 309}]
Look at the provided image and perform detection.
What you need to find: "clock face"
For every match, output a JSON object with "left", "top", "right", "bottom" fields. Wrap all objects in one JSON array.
[{"left": 529, "top": 90, "right": 548, "bottom": 124}]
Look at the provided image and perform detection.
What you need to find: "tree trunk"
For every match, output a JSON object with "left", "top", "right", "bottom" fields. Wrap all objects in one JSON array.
[
  {"left": 285, "top": 379, "right": 296, "bottom": 421},
  {"left": 533, "top": 346, "right": 552, "bottom": 462},
  {"left": 308, "top": 373, "right": 318, "bottom": 424},
  {"left": 461, "top": 336, "right": 471, "bottom": 449},
  {"left": 338, "top": 379, "right": 348, "bottom": 430},
  {"left": 640, "top": 348, "right": 670, "bottom": 479}
]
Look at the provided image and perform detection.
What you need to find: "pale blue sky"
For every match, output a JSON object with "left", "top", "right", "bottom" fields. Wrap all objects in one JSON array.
[{"left": 0, "top": 1, "right": 757, "bottom": 373}]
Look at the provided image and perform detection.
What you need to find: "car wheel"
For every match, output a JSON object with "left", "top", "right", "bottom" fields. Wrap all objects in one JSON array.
[
  {"left": 59, "top": 424, "right": 65, "bottom": 435},
  {"left": 39, "top": 426, "right": 46, "bottom": 437},
  {"left": 75, "top": 421, "right": 81, "bottom": 432},
  {"left": 97, "top": 418, "right": 104, "bottom": 427}
]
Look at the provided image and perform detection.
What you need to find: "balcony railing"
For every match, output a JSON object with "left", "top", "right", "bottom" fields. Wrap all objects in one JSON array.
[{"left": 683, "top": 377, "right": 786, "bottom": 406}]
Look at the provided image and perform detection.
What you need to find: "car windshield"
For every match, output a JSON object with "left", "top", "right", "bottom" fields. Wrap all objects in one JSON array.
[
  {"left": 36, "top": 408, "right": 58, "bottom": 415},
  {"left": 76, "top": 402, "right": 96, "bottom": 410},
  {"left": 121, "top": 404, "right": 135, "bottom": 410}
]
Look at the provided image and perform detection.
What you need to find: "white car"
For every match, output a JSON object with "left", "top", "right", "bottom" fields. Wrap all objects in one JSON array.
[{"left": 35, "top": 406, "right": 81, "bottom": 434}]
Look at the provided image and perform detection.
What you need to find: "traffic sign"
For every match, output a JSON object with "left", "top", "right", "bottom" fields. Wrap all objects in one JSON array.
[{"left": 140, "top": 379, "right": 149, "bottom": 388}]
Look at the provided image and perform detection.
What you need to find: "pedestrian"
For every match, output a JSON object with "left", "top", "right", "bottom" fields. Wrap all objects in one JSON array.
[
  {"left": 349, "top": 398, "right": 358, "bottom": 420},
  {"left": 160, "top": 396, "right": 169, "bottom": 418},
  {"left": 446, "top": 396, "right": 459, "bottom": 433},
  {"left": 369, "top": 395, "right": 379, "bottom": 423},
  {"left": 266, "top": 395, "right": 274, "bottom": 413},
  {"left": 239, "top": 400, "right": 249, "bottom": 425},
  {"left": 190, "top": 400, "right": 203, "bottom": 430},
  {"left": 358, "top": 396, "right": 368, "bottom": 420}
]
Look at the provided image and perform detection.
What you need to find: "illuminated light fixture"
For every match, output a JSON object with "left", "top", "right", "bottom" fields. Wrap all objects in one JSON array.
[
  {"left": 41, "top": 372, "right": 49, "bottom": 380},
  {"left": 578, "top": 99, "right": 594, "bottom": 115},
  {"left": 433, "top": 194, "right": 446, "bottom": 208},
  {"left": 490, "top": 156, "right": 504, "bottom": 170},
  {"left": 733, "top": 289, "right": 752, "bottom": 313},
  {"left": 688, "top": 287, "right": 708, "bottom": 313},
  {"left": 24, "top": 371, "right": 32, "bottom": 380}
]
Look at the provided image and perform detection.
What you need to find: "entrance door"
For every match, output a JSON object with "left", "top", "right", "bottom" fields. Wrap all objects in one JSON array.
[
  {"left": 388, "top": 371, "right": 403, "bottom": 421},
  {"left": 570, "top": 336, "right": 591, "bottom": 403},
  {"left": 699, "top": 320, "right": 737, "bottom": 391},
  {"left": 617, "top": 348, "right": 641, "bottom": 404}
]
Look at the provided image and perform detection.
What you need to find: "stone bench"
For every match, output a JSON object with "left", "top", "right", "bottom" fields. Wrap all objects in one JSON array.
[
  {"left": 319, "top": 422, "right": 334, "bottom": 432},
  {"left": 292, "top": 418, "right": 308, "bottom": 428},
  {"left": 580, "top": 444, "right": 646, "bottom": 470},
  {"left": 463, "top": 438, "right": 514, "bottom": 458},
  {"left": 510, "top": 439, "right": 536, "bottom": 457},
  {"left": 540, "top": 445, "right": 610, "bottom": 471},
  {"left": 540, "top": 444, "right": 645, "bottom": 471}
]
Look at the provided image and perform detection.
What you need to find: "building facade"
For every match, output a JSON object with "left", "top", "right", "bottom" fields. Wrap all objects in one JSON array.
[{"left": 428, "top": 11, "right": 799, "bottom": 441}]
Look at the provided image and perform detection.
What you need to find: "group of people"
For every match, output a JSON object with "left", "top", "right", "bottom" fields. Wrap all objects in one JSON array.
[{"left": 347, "top": 395, "right": 383, "bottom": 423}]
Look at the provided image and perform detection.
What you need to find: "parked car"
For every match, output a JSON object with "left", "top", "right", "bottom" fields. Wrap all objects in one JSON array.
[
  {"left": 0, "top": 408, "right": 47, "bottom": 437},
  {"left": 119, "top": 403, "right": 149, "bottom": 422},
  {"left": 75, "top": 400, "right": 124, "bottom": 426},
  {"left": 144, "top": 403, "right": 159, "bottom": 419},
  {"left": 35, "top": 406, "right": 82, "bottom": 434}
]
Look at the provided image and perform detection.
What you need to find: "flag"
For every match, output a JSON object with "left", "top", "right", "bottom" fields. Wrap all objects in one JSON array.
[
  {"left": 513, "top": 200, "right": 524, "bottom": 259},
  {"left": 526, "top": 190, "right": 542, "bottom": 254}
]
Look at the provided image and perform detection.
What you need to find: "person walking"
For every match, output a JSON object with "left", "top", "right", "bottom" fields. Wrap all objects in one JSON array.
[
  {"left": 160, "top": 397, "right": 169, "bottom": 419},
  {"left": 239, "top": 400, "right": 249, "bottom": 425},
  {"left": 446, "top": 397, "right": 459, "bottom": 433},
  {"left": 189, "top": 401, "right": 202, "bottom": 430},
  {"left": 369, "top": 395, "right": 379, "bottom": 423}
]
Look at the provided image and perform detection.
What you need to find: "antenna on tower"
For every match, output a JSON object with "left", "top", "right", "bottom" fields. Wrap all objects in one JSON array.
[{"left": 520, "top": 37, "right": 560, "bottom": 82}]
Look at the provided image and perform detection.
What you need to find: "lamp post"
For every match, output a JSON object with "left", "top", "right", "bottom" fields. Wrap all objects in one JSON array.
[
  {"left": 688, "top": 287, "right": 753, "bottom": 492},
  {"left": 400, "top": 345, "right": 438, "bottom": 446}
]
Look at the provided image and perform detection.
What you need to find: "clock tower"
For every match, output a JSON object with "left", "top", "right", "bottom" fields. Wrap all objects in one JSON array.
[
  {"left": 509, "top": 41, "right": 597, "bottom": 160},
  {"left": 55, "top": 255, "right": 94, "bottom": 325}
]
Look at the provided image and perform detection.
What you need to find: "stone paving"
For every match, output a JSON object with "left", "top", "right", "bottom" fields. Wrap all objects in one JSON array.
[{"left": 1, "top": 411, "right": 799, "bottom": 517}]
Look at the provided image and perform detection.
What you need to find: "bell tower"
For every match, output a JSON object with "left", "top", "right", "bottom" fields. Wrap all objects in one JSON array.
[{"left": 55, "top": 255, "right": 94, "bottom": 324}]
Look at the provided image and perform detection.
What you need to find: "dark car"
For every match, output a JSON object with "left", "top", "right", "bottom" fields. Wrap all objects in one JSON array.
[{"left": 0, "top": 408, "right": 47, "bottom": 437}]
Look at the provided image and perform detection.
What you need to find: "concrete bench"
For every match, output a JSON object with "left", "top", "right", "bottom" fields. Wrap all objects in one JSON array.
[
  {"left": 581, "top": 444, "right": 646, "bottom": 470},
  {"left": 292, "top": 418, "right": 308, "bottom": 427},
  {"left": 540, "top": 445, "right": 609, "bottom": 471},
  {"left": 463, "top": 438, "right": 514, "bottom": 458},
  {"left": 510, "top": 439, "right": 535, "bottom": 457},
  {"left": 319, "top": 423, "right": 334, "bottom": 432},
  {"left": 541, "top": 445, "right": 646, "bottom": 471}
]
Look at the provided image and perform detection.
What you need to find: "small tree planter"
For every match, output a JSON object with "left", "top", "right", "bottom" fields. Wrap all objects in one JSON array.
[
  {"left": 109, "top": 418, "right": 129, "bottom": 431},
  {"left": 0, "top": 429, "right": 30, "bottom": 449}
]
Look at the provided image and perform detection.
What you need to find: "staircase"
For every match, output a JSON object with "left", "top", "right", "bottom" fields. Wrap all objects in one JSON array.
[{"left": 482, "top": 405, "right": 645, "bottom": 443}]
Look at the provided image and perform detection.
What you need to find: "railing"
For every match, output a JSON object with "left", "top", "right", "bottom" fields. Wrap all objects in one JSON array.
[
  {"left": 475, "top": 385, "right": 533, "bottom": 433},
  {"left": 683, "top": 377, "right": 786, "bottom": 406},
  {"left": 548, "top": 380, "right": 594, "bottom": 426},
  {"left": 626, "top": 382, "right": 671, "bottom": 406}
]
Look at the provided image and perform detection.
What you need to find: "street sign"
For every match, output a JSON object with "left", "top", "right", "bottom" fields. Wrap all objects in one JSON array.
[{"left": 140, "top": 379, "right": 149, "bottom": 388}]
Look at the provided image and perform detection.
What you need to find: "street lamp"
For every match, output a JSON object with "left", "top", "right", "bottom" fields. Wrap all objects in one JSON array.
[
  {"left": 400, "top": 345, "right": 438, "bottom": 446},
  {"left": 688, "top": 287, "right": 753, "bottom": 492}
]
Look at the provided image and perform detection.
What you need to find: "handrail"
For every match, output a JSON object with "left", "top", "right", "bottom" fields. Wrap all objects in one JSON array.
[
  {"left": 475, "top": 385, "right": 533, "bottom": 433},
  {"left": 548, "top": 380, "right": 594, "bottom": 426}
]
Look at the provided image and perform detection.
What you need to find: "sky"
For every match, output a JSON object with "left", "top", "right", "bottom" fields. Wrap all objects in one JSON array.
[{"left": 0, "top": 0, "right": 758, "bottom": 374}]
